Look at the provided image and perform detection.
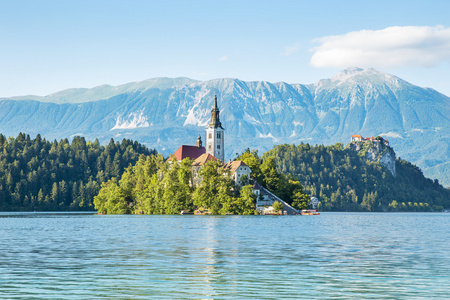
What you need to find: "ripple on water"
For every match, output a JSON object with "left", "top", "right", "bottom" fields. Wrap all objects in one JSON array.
[{"left": 0, "top": 212, "right": 449, "bottom": 299}]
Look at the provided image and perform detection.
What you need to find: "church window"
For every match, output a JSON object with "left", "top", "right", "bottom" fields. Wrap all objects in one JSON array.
[
  {"left": 217, "top": 133, "right": 221, "bottom": 139},
  {"left": 209, "top": 145, "right": 211, "bottom": 150},
  {"left": 209, "top": 133, "right": 212, "bottom": 139},
  {"left": 217, "top": 145, "right": 220, "bottom": 149}
]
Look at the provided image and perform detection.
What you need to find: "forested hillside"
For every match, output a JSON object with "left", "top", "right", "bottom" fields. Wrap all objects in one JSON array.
[
  {"left": 263, "top": 143, "right": 450, "bottom": 211},
  {"left": 0, "top": 133, "right": 155, "bottom": 211}
]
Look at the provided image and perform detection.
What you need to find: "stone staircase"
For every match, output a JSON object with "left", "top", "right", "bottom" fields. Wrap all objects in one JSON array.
[{"left": 260, "top": 187, "right": 299, "bottom": 215}]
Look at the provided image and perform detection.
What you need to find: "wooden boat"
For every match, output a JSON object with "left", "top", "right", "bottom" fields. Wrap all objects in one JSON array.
[{"left": 300, "top": 209, "right": 320, "bottom": 215}]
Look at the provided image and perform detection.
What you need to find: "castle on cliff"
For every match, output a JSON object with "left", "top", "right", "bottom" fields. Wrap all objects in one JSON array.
[
  {"left": 351, "top": 134, "right": 389, "bottom": 146},
  {"left": 349, "top": 134, "right": 396, "bottom": 176}
]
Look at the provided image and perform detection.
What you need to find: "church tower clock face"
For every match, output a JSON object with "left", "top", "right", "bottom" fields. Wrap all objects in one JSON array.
[{"left": 206, "top": 93, "right": 224, "bottom": 162}]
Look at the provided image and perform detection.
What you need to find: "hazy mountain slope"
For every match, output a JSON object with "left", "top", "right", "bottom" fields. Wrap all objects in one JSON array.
[
  {"left": 0, "top": 68, "right": 449, "bottom": 186},
  {"left": 3, "top": 77, "right": 198, "bottom": 104}
]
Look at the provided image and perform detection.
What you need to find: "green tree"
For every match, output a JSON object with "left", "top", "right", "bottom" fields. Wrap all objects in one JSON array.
[
  {"left": 192, "top": 160, "right": 234, "bottom": 214},
  {"left": 292, "top": 192, "right": 310, "bottom": 210},
  {"left": 93, "top": 178, "right": 130, "bottom": 214},
  {"left": 388, "top": 200, "right": 398, "bottom": 211},
  {"left": 237, "top": 149, "right": 263, "bottom": 183},
  {"left": 272, "top": 201, "right": 283, "bottom": 213},
  {"left": 234, "top": 185, "right": 256, "bottom": 215}
]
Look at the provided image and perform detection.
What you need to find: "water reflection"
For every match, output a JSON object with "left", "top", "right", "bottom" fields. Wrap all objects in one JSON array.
[{"left": 0, "top": 213, "right": 449, "bottom": 299}]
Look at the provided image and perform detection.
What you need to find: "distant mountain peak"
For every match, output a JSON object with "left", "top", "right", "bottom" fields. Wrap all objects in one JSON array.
[
  {"left": 317, "top": 67, "right": 411, "bottom": 93},
  {"left": 331, "top": 67, "right": 394, "bottom": 82},
  {"left": 331, "top": 67, "right": 365, "bottom": 81}
]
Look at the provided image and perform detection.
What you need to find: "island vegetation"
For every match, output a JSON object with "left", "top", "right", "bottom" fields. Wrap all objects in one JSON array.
[{"left": 93, "top": 150, "right": 309, "bottom": 215}]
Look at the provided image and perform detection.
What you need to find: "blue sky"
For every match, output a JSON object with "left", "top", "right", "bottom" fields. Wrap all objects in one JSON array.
[{"left": 1, "top": 0, "right": 450, "bottom": 97}]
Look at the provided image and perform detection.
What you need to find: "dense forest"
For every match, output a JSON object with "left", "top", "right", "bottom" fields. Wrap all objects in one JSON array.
[
  {"left": 1, "top": 133, "right": 448, "bottom": 213},
  {"left": 93, "top": 151, "right": 309, "bottom": 215},
  {"left": 0, "top": 133, "right": 155, "bottom": 211},
  {"left": 263, "top": 143, "right": 450, "bottom": 212}
]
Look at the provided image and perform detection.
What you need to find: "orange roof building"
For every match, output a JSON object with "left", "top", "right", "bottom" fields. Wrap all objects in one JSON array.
[
  {"left": 223, "top": 160, "right": 251, "bottom": 186},
  {"left": 192, "top": 153, "right": 219, "bottom": 166},
  {"left": 223, "top": 160, "right": 247, "bottom": 172},
  {"left": 351, "top": 134, "right": 390, "bottom": 146},
  {"left": 351, "top": 134, "right": 364, "bottom": 142}
]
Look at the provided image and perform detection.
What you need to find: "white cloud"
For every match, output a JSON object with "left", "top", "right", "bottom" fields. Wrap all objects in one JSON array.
[
  {"left": 310, "top": 26, "right": 450, "bottom": 68},
  {"left": 219, "top": 56, "right": 229, "bottom": 61},
  {"left": 281, "top": 42, "right": 301, "bottom": 56}
]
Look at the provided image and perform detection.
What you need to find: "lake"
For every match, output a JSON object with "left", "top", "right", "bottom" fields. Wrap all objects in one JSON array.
[{"left": 0, "top": 212, "right": 449, "bottom": 299}]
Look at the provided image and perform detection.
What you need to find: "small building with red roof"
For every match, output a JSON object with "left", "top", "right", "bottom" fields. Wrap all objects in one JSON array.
[
  {"left": 351, "top": 134, "right": 364, "bottom": 142},
  {"left": 351, "top": 134, "right": 390, "bottom": 146}
]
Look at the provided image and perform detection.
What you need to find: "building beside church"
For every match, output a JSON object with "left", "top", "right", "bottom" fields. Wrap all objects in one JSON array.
[{"left": 223, "top": 160, "right": 251, "bottom": 186}]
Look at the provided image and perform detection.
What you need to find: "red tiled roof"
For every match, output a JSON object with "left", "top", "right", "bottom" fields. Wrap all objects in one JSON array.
[
  {"left": 364, "top": 136, "right": 376, "bottom": 141},
  {"left": 252, "top": 181, "right": 261, "bottom": 189},
  {"left": 223, "top": 160, "right": 248, "bottom": 173},
  {"left": 167, "top": 145, "right": 206, "bottom": 161},
  {"left": 351, "top": 134, "right": 363, "bottom": 138},
  {"left": 192, "top": 153, "right": 219, "bottom": 166}
]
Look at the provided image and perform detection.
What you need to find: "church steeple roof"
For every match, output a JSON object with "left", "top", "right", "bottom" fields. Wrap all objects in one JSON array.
[
  {"left": 208, "top": 93, "right": 224, "bottom": 129},
  {"left": 213, "top": 92, "right": 218, "bottom": 110}
]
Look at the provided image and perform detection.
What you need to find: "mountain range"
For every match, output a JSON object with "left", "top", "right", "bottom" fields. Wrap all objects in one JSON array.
[{"left": 1, "top": 68, "right": 449, "bottom": 186}]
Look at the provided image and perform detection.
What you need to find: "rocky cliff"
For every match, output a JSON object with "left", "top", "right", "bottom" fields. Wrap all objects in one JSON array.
[{"left": 348, "top": 140, "right": 396, "bottom": 176}]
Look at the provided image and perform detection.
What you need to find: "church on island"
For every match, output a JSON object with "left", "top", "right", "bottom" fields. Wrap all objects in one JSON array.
[{"left": 168, "top": 93, "right": 298, "bottom": 215}]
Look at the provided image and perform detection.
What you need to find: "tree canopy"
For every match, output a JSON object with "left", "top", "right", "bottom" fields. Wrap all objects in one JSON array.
[
  {"left": 263, "top": 143, "right": 450, "bottom": 211},
  {"left": 238, "top": 149, "right": 310, "bottom": 210},
  {"left": 0, "top": 133, "right": 155, "bottom": 211},
  {"left": 94, "top": 157, "right": 257, "bottom": 215}
]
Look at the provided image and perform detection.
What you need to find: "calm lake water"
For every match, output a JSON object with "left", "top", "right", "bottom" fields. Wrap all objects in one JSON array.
[{"left": 0, "top": 212, "right": 449, "bottom": 299}]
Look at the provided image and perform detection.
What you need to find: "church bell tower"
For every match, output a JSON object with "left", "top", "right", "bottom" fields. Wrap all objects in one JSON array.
[{"left": 206, "top": 93, "right": 224, "bottom": 162}]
